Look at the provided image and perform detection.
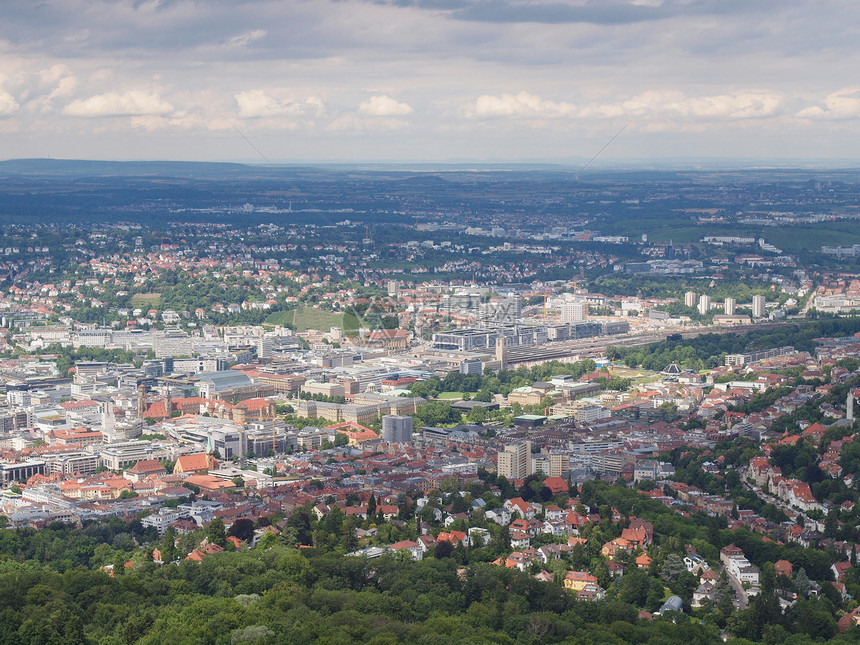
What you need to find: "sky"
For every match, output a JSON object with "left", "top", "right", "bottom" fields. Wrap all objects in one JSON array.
[{"left": 0, "top": 0, "right": 859, "bottom": 163}]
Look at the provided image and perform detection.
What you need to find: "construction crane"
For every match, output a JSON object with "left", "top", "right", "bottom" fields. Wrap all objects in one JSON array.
[{"left": 525, "top": 293, "right": 549, "bottom": 318}]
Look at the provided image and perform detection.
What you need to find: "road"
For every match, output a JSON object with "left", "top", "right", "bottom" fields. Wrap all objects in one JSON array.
[
  {"left": 738, "top": 466, "right": 814, "bottom": 527},
  {"left": 719, "top": 564, "right": 749, "bottom": 610}
]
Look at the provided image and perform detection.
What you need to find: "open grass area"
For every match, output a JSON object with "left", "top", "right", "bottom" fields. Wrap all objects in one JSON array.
[
  {"left": 264, "top": 307, "right": 362, "bottom": 334},
  {"left": 131, "top": 292, "right": 161, "bottom": 306},
  {"left": 437, "top": 392, "right": 466, "bottom": 399}
]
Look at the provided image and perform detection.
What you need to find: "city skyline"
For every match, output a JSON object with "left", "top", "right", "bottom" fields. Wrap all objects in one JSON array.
[{"left": 0, "top": 0, "right": 859, "bottom": 162}]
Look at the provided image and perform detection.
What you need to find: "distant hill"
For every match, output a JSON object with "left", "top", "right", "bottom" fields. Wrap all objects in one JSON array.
[{"left": 0, "top": 158, "right": 271, "bottom": 178}]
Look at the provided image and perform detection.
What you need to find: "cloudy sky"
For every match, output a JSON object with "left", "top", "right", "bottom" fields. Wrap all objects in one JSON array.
[{"left": 1, "top": 0, "right": 859, "bottom": 162}]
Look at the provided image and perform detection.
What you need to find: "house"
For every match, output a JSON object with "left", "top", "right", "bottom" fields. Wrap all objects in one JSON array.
[
  {"left": 607, "top": 561, "right": 626, "bottom": 579},
  {"left": 544, "top": 504, "right": 566, "bottom": 521},
  {"left": 504, "top": 549, "right": 539, "bottom": 571},
  {"left": 504, "top": 497, "right": 537, "bottom": 519},
  {"left": 390, "top": 540, "right": 423, "bottom": 561},
  {"left": 124, "top": 459, "right": 167, "bottom": 482},
  {"left": 485, "top": 508, "right": 512, "bottom": 526},
  {"left": 174, "top": 454, "right": 219, "bottom": 476},
  {"left": 543, "top": 476, "right": 569, "bottom": 494},
  {"left": 684, "top": 552, "right": 708, "bottom": 573},
  {"left": 635, "top": 554, "right": 652, "bottom": 570},
  {"left": 510, "top": 518, "right": 541, "bottom": 537},
  {"left": 564, "top": 570, "right": 599, "bottom": 592},
  {"left": 510, "top": 530, "right": 531, "bottom": 549},
  {"left": 774, "top": 559, "right": 793, "bottom": 579},
  {"left": 720, "top": 543, "right": 745, "bottom": 565},
  {"left": 437, "top": 530, "right": 468, "bottom": 547},
  {"left": 832, "top": 561, "right": 852, "bottom": 581},
  {"left": 692, "top": 583, "right": 715, "bottom": 608},
  {"left": 534, "top": 570, "right": 554, "bottom": 583},
  {"left": 628, "top": 518, "right": 654, "bottom": 542},
  {"left": 417, "top": 534, "right": 436, "bottom": 553},
  {"left": 537, "top": 543, "right": 570, "bottom": 563},
  {"left": 565, "top": 511, "right": 589, "bottom": 534},
  {"left": 620, "top": 527, "right": 649, "bottom": 548},
  {"left": 601, "top": 538, "right": 632, "bottom": 560},
  {"left": 699, "top": 568, "right": 719, "bottom": 585},
  {"left": 468, "top": 527, "right": 491, "bottom": 547}
]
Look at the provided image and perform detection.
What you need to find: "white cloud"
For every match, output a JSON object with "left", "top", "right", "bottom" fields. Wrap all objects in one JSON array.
[
  {"left": 469, "top": 89, "right": 783, "bottom": 122},
  {"left": 0, "top": 90, "right": 19, "bottom": 116},
  {"left": 471, "top": 92, "right": 577, "bottom": 118},
  {"left": 234, "top": 90, "right": 324, "bottom": 119},
  {"left": 225, "top": 29, "right": 267, "bottom": 49},
  {"left": 63, "top": 90, "right": 174, "bottom": 117},
  {"left": 358, "top": 95, "right": 414, "bottom": 117},
  {"left": 797, "top": 87, "right": 860, "bottom": 119}
]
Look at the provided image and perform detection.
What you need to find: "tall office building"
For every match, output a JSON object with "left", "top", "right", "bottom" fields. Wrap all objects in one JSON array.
[
  {"left": 724, "top": 297, "right": 736, "bottom": 316},
  {"left": 497, "top": 440, "right": 532, "bottom": 480},
  {"left": 257, "top": 336, "right": 273, "bottom": 359},
  {"left": 698, "top": 295, "right": 711, "bottom": 316},
  {"left": 381, "top": 415, "right": 413, "bottom": 443},
  {"left": 561, "top": 301, "right": 587, "bottom": 323},
  {"left": 685, "top": 292, "right": 697, "bottom": 308},
  {"left": 752, "top": 295, "right": 766, "bottom": 318}
]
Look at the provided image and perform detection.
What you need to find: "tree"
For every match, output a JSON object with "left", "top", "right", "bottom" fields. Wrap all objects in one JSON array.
[
  {"left": 435, "top": 540, "right": 454, "bottom": 559},
  {"left": 710, "top": 575, "right": 732, "bottom": 622},
  {"left": 795, "top": 568, "right": 811, "bottom": 598},
  {"left": 228, "top": 518, "right": 256, "bottom": 543},
  {"left": 660, "top": 553, "right": 686, "bottom": 582},
  {"left": 161, "top": 528, "right": 177, "bottom": 563},
  {"left": 824, "top": 510, "right": 839, "bottom": 538},
  {"left": 415, "top": 401, "right": 462, "bottom": 427},
  {"left": 208, "top": 517, "right": 227, "bottom": 547}
]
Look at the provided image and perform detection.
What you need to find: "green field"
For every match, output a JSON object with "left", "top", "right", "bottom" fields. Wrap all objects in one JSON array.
[
  {"left": 131, "top": 292, "right": 161, "bottom": 305},
  {"left": 264, "top": 307, "right": 362, "bottom": 334}
]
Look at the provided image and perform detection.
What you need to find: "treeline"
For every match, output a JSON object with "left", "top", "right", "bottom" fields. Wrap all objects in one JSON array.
[
  {"left": 38, "top": 344, "right": 140, "bottom": 377},
  {"left": 410, "top": 359, "right": 599, "bottom": 400}
]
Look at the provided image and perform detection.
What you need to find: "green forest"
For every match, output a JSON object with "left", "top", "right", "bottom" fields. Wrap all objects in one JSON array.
[{"left": 2, "top": 479, "right": 860, "bottom": 644}]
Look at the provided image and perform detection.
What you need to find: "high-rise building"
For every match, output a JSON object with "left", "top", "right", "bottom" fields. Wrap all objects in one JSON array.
[
  {"left": 724, "top": 297, "right": 736, "bottom": 316},
  {"left": 685, "top": 292, "right": 697, "bottom": 308},
  {"left": 497, "top": 440, "right": 532, "bottom": 480},
  {"left": 381, "top": 415, "right": 413, "bottom": 443},
  {"left": 257, "top": 336, "right": 273, "bottom": 359},
  {"left": 698, "top": 295, "right": 711, "bottom": 316},
  {"left": 387, "top": 280, "right": 399, "bottom": 297},
  {"left": 848, "top": 391, "right": 855, "bottom": 422},
  {"left": 752, "top": 295, "right": 766, "bottom": 318},
  {"left": 561, "top": 301, "right": 587, "bottom": 323}
]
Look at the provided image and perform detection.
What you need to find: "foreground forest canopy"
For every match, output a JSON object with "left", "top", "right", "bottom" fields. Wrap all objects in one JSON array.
[{"left": 1, "top": 480, "right": 859, "bottom": 645}]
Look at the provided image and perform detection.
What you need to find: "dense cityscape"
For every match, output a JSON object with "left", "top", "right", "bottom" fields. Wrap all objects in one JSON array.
[{"left": 0, "top": 162, "right": 860, "bottom": 642}]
